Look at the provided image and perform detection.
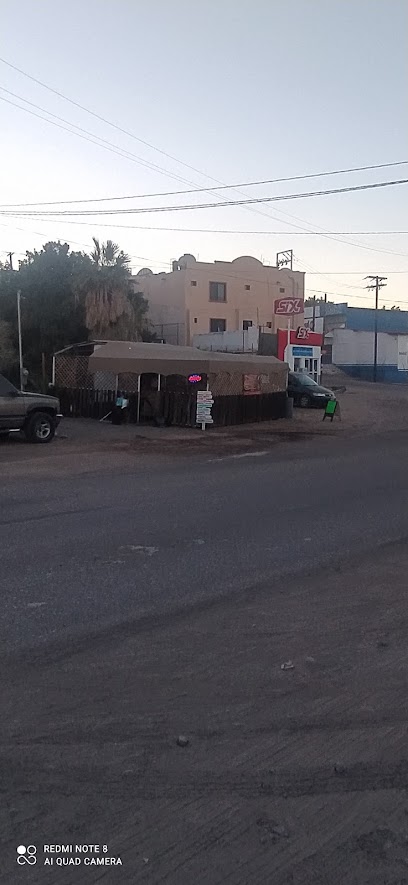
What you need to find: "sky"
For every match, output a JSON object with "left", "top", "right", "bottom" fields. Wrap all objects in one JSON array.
[{"left": 0, "top": 0, "right": 407, "bottom": 308}]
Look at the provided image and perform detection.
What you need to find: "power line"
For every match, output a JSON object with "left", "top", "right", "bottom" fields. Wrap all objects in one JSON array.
[
  {"left": 0, "top": 61, "right": 345, "bottom": 241},
  {"left": 0, "top": 56, "right": 225, "bottom": 185},
  {"left": 1, "top": 158, "right": 407, "bottom": 208},
  {"left": 3, "top": 208, "right": 408, "bottom": 262},
  {"left": 3, "top": 57, "right": 407, "bottom": 266},
  {"left": 2, "top": 178, "right": 407, "bottom": 218},
  {"left": 306, "top": 288, "right": 408, "bottom": 305},
  {"left": 303, "top": 270, "right": 408, "bottom": 274},
  {"left": 295, "top": 255, "right": 364, "bottom": 292},
  {"left": 3, "top": 87, "right": 335, "bottom": 240},
  {"left": 0, "top": 91, "right": 202, "bottom": 189},
  {"left": 1, "top": 66, "right": 406, "bottom": 263},
  {"left": 0, "top": 219, "right": 91, "bottom": 250},
  {"left": 2, "top": 76, "right": 405, "bottom": 263},
  {"left": 0, "top": 214, "right": 405, "bottom": 235}
]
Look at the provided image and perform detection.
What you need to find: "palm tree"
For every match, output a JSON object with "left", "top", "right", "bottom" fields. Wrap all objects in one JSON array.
[{"left": 84, "top": 238, "right": 145, "bottom": 340}]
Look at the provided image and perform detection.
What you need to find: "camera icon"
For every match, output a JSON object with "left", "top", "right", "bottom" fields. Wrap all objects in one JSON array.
[{"left": 17, "top": 845, "right": 37, "bottom": 865}]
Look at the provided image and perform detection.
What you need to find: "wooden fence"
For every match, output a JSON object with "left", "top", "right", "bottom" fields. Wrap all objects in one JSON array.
[{"left": 57, "top": 388, "right": 287, "bottom": 427}]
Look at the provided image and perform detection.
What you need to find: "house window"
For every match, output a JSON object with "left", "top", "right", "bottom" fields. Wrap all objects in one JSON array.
[
  {"left": 280, "top": 287, "right": 285, "bottom": 293},
  {"left": 243, "top": 320, "right": 253, "bottom": 330},
  {"left": 210, "top": 318, "right": 226, "bottom": 333},
  {"left": 266, "top": 322, "right": 272, "bottom": 329},
  {"left": 194, "top": 317, "right": 197, "bottom": 323},
  {"left": 209, "top": 281, "right": 227, "bottom": 302},
  {"left": 191, "top": 280, "right": 197, "bottom": 286},
  {"left": 245, "top": 284, "right": 251, "bottom": 291}
]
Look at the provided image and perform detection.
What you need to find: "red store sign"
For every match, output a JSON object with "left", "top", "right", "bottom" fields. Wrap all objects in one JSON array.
[
  {"left": 277, "top": 328, "right": 323, "bottom": 361},
  {"left": 274, "top": 297, "right": 304, "bottom": 316}
]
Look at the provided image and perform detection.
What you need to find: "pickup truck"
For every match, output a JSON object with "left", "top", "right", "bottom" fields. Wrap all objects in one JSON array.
[{"left": 0, "top": 373, "right": 62, "bottom": 443}]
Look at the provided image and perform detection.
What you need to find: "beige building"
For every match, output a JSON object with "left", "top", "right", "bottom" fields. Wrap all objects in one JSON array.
[{"left": 132, "top": 254, "right": 305, "bottom": 345}]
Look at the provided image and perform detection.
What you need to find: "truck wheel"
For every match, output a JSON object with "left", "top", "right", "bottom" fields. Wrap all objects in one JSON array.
[{"left": 25, "top": 412, "right": 55, "bottom": 444}]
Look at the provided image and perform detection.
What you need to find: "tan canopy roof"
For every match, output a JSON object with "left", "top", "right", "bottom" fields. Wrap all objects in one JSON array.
[{"left": 89, "top": 340, "right": 285, "bottom": 377}]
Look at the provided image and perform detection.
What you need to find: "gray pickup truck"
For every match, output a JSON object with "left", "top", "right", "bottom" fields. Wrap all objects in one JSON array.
[{"left": 0, "top": 373, "right": 62, "bottom": 443}]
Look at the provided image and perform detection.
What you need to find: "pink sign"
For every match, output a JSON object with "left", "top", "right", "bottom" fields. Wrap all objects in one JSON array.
[{"left": 274, "top": 297, "right": 304, "bottom": 316}]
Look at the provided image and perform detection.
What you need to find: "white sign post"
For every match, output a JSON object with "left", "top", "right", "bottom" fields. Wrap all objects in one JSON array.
[{"left": 196, "top": 390, "right": 214, "bottom": 430}]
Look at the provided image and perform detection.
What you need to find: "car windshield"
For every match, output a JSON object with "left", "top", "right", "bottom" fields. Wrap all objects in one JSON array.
[
  {"left": 300, "top": 375, "right": 320, "bottom": 387},
  {"left": 290, "top": 373, "right": 319, "bottom": 388}
]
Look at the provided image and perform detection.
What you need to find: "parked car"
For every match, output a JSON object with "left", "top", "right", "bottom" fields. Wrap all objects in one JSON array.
[
  {"left": 0, "top": 373, "right": 62, "bottom": 443},
  {"left": 288, "top": 371, "right": 335, "bottom": 409}
]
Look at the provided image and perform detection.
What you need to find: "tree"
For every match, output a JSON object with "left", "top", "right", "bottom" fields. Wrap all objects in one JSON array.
[
  {"left": 0, "top": 241, "right": 89, "bottom": 382},
  {"left": 0, "top": 237, "right": 151, "bottom": 386},
  {"left": 83, "top": 238, "right": 148, "bottom": 340},
  {"left": 0, "top": 320, "right": 17, "bottom": 372}
]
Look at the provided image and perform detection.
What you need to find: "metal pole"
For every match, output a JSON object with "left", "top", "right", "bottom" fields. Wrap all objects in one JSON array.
[
  {"left": 136, "top": 374, "right": 141, "bottom": 423},
  {"left": 374, "top": 278, "right": 379, "bottom": 383},
  {"left": 287, "top": 317, "right": 291, "bottom": 367},
  {"left": 312, "top": 296, "right": 316, "bottom": 331},
  {"left": 51, "top": 355, "right": 56, "bottom": 386},
  {"left": 157, "top": 374, "right": 161, "bottom": 391},
  {"left": 17, "top": 290, "right": 24, "bottom": 391}
]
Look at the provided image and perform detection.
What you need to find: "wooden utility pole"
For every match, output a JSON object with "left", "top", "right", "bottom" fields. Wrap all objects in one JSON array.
[{"left": 365, "top": 276, "right": 387, "bottom": 382}]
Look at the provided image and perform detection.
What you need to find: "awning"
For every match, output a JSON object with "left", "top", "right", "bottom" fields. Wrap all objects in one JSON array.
[{"left": 88, "top": 340, "right": 286, "bottom": 377}]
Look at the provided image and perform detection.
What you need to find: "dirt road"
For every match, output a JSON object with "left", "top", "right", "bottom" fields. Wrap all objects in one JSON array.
[
  {"left": 2, "top": 538, "right": 408, "bottom": 884},
  {"left": 2, "top": 380, "right": 408, "bottom": 883}
]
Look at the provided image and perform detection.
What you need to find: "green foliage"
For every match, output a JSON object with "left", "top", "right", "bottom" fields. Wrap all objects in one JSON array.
[
  {"left": 82, "top": 238, "right": 148, "bottom": 340},
  {"left": 0, "top": 238, "right": 150, "bottom": 381},
  {"left": 0, "top": 241, "right": 89, "bottom": 378},
  {"left": 0, "top": 319, "right": 17, "bottom": 372}
]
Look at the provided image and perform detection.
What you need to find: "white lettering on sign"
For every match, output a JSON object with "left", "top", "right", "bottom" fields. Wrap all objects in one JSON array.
[
  {"left": 296, "top": 326, "right": 310, "bottom": 339},
  {"left": 196, "top": 390, "right": 214, "bottom": 427},
  {"left": 274, "top": 298, "right": 304, "bottom": 315}
]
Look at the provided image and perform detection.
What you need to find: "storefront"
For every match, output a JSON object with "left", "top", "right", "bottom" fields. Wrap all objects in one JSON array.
[{"left": 277, "top": 327, "right": 324, "bottom": 383}]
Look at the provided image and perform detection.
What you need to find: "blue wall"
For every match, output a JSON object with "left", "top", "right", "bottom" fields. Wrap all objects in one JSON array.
[
  {"left": 346, "top": 307, "right": 408, "bottom": 334},
  {"left": 337, "top": 364, "right": 408, "bottom": 383}
]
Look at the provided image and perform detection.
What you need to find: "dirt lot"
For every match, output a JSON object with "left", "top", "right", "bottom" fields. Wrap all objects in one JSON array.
[
  {"left": 2, "top": 377, "right": 408, "bottom": 476},
  {"left": 2, "top": 539, "right": 408, "bottom": 884}
]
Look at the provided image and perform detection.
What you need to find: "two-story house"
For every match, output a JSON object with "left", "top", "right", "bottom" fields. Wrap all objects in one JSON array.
[{"left": 132, "top": 254, "right": 305, "bottom": 345}]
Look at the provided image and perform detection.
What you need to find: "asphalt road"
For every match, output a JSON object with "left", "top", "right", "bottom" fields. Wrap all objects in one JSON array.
[
  {"left": 3, "top": 431, "right": 408, "bottom": 885},
  {"left": 2, "top": 431, "right": 408, "bottom": 655}
]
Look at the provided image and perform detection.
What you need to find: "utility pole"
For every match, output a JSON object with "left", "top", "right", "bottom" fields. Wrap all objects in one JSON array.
[
  {"left": 8, "top": 252, "right": 14, "bottom": 271},
  {"left": 312, "top": 296, "right": 316, "bottom": 331},
  {"left": 365, "top": 275, "right": 387, "bottom": 382}
]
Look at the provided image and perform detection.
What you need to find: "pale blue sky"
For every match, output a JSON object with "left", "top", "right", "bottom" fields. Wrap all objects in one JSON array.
[{"left": 1, "top": 0, "right": 407, "bottom": 306}]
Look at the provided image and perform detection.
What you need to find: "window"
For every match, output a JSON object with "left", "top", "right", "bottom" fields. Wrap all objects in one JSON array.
[
  {"left": 266, "top": 322, "right": 272, "bottom": 329},
  {"left": 243, "top": 320, "right": 253, "bottom": 331},
  {"left": 0, "top": 374, "right": 17, "bottom": 396},
  {"left": 194, "top": 317, "right": 197, "bottom": 323},
  {"left": 210, "top": 318, "right": 226, "bottom": 333},
  {"left": 244, "top": 284, "right": 251, "bottom": 291},
  {"left": 191, "top": 280, "right": 197, "bottom": 286},
  {"left": 209, "top": 281, "right": 227, "bottom": 302},
  {"left": 280, "top": 287, "right": 285, "bottom": 293}
]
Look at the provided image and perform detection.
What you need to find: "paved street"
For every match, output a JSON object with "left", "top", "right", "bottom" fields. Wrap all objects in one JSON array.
[
  {"left": 1, "top": 430, "right": 408, "bottom": 654},
  {"left": 2, "top": 431, "right": 408, "bottom": 883}
]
